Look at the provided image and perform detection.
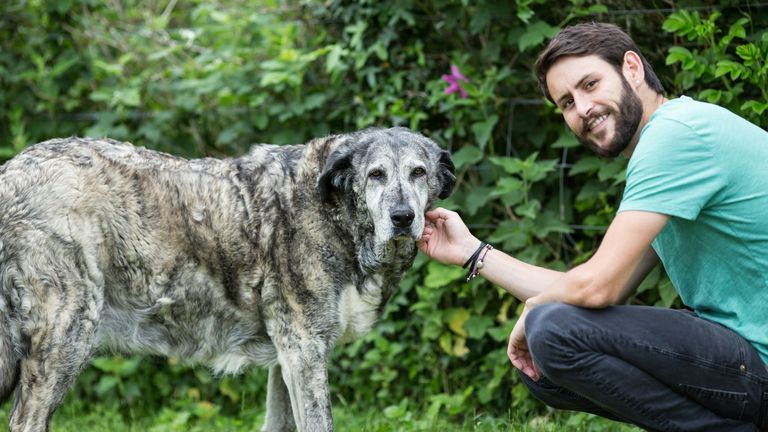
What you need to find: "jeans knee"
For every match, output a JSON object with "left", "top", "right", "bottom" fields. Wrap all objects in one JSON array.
[
  {"left": 526, "top": 303, "right": 577, "bottom": 349},
  {"left": 525, "top": 303, "right": 584, "bottom": 375}
]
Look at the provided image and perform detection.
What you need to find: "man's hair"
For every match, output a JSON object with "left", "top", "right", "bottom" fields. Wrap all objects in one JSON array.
[{"left": 535, "top": 22, "right": 665, "bottom": 103}]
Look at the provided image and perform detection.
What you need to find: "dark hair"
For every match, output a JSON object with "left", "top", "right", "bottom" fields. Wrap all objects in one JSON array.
[{"left": 535, "top": 22, "right": 664, "bottom": 103}]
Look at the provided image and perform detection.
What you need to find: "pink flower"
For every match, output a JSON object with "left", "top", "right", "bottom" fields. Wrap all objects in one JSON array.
[{"left": 441, "top": 64, "right": 470, "bottom": 98}]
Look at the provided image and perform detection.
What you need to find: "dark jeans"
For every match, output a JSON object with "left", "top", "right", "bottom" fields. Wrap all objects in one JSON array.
[{"left": 520, "top": 304, "right": 768, "bottom": 431}]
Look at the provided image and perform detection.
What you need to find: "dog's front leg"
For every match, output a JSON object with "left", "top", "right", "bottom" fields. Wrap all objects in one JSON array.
[
  {"left": 261, "top": 364, "right": 295, "bottom": 432},
  {"left": 270, "top": 331, "right": 333, "bottom": 432}
]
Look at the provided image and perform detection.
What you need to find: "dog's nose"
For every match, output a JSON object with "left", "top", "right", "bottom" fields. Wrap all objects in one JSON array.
[{"left": 391, "top": 207, "right": 415, "bottom": 228}]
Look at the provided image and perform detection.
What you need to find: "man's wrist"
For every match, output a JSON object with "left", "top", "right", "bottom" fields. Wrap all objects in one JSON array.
[{"left": 460, "top": 238, "right": 483, "bottom": 267}]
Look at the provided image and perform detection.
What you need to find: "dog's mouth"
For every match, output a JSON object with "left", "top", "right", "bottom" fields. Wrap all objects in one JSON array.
[{"left": 391, "top": 227, "right": 418, "bottom": 240}]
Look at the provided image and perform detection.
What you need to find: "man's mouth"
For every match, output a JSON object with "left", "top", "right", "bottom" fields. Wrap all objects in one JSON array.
[{"left": 586, "top": 113, "right": 609, "bottom": 132}]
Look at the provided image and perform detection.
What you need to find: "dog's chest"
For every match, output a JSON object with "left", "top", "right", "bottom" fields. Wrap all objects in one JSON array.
[{"left": 337, "top": 274, "right": 385, "bottom": 343}]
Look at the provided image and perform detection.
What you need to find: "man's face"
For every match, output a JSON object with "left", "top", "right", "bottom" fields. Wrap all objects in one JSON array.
[{"left": 545, "top": 55, "right": 643, "bottom": 158}]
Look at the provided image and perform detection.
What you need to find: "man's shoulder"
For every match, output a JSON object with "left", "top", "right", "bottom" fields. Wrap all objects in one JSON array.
[{"left": 651, "top": 96, "right": 737, "bottom": 127}]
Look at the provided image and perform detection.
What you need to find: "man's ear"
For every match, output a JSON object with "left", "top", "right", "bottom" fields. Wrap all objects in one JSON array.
[
  {"left": 623, "top": 50, "right": 644, "bottom": 86},
  {"left": 318, "top": 148, "right": 353, "bottom": 204},
  {"left": 437, "top": 150, "right": 455, "bottom": 199}
]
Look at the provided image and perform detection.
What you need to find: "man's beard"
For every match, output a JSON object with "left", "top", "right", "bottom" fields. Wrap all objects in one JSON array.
[{"left": 576, "top": 77, "right": 643, "bottom": 158}]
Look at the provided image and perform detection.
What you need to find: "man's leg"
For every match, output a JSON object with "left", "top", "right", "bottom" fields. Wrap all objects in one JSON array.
[{"left": 520, "top": 303, "right": 768, "bottom": 432}]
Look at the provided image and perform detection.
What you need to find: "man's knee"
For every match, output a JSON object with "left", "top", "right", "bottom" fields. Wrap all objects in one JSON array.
[
  {"left": 525, "top": 303, "right": 581, "bottom": 350},
  {"left": 525, "top": 303, "right": 589, "bottom": 376}
]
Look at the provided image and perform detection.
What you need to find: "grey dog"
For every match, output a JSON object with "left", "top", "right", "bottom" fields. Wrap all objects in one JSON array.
[{"left": 0, "top": 127, "right": 455, "bottom": 431}]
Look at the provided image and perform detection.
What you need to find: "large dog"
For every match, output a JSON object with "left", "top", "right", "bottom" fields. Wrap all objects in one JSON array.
[{"left": 0, "top": 127, "right": 455, "bottom": 432}]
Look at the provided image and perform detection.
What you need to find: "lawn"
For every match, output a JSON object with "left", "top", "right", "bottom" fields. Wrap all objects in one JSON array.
[{"left": 0, "top": 400, "right": 641, "bottom": 431}]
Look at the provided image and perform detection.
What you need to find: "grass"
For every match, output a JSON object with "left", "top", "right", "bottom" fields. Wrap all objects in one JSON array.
[{"left": 0, "top": 399, "right": 641, "bottom": 431}]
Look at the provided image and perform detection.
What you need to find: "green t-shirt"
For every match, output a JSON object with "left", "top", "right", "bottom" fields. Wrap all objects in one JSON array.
[{"left": 618, "top": 96, "right": 768, "bottom": 364}]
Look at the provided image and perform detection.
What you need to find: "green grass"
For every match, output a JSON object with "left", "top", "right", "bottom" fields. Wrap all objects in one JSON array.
[{"left": 0, "top": 400, "right": 641, "bottom": 431}]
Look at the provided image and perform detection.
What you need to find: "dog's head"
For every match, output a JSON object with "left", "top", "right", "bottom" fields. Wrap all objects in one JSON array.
[{"left": 318, "top": 127, "right": 454, "bottom": 253}]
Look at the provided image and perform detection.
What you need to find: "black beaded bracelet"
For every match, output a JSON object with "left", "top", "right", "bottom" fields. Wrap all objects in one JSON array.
[
  {"left": 463, "top": 242, "right": 493, "bottom": 281},
  {"left": 462, "top": 241, "right": 487, "bottom": 269}
]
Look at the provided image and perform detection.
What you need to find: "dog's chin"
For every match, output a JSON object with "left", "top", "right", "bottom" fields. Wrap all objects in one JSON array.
[
  {"left": 390, "top": 226, "right": 421, "bottom": 242},
  {"left": 361, "top": 227, "right": 419, "bottom": 272}
]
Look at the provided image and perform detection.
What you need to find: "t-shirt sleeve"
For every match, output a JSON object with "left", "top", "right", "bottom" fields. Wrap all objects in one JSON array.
[{"left": 618, "top": 117, "right": 724, "bottom": 220}]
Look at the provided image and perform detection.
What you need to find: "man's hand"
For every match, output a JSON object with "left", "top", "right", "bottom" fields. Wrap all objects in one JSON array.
[
  {"left": 507, "top": 307, "right": 541, "bottom": 381},
  {"left": 418, "top": 208, "right": 480, "bottom": 267}
]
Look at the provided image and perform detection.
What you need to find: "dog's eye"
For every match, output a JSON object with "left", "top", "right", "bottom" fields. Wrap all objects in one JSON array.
[
  {"left": 412, "top": 167, "right": 426, "bottom": 177},
  {"left": 368, "top": 169, "right": 384, "bottom": 179}
]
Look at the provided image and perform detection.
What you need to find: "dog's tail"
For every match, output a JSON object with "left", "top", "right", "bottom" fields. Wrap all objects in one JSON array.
[{"left": 0, "top": 245, "right": 21, "bottom": 403}]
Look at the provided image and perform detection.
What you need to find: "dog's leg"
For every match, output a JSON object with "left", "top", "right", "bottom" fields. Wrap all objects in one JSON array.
[
  {"left": 261, "top": 364, "right": 296, "bottom": 432},
  {"left": 8, "top": 271, "right": 102, "bottom": 432},
  {"left": 267, "top": 321, "right": 333, "bottom": 432}
]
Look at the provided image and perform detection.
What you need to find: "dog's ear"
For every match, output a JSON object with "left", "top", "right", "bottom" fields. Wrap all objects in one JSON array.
[
  {"left": 436, "top": 150, "right": 455, "bottom": 199},
  {"left": 318, "top": 148, "right": 354, "bottom": 204}
]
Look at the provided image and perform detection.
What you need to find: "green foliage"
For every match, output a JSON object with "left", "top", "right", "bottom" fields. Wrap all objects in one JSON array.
[
  {"left": 0, "top": 0, "right": 766, "bottom": 428},
  {"left": 664, "top": 8, "right": 768, "bottom": 125}
]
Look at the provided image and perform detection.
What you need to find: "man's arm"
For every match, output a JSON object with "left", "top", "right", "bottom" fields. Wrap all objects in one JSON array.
[
  {"left": 526, "top": 210, "right": 668, "bottom": 309},
  {"left": 419, "top": 208, "right": 664, "bottom": 303},
  {"left": 418, "top": 208, "right": 564, "bottom": 301}
]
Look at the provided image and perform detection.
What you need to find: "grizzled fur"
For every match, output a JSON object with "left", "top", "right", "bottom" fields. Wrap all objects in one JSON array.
[{"left": 0, "top": 127, "right": 455, "bottom": 432}]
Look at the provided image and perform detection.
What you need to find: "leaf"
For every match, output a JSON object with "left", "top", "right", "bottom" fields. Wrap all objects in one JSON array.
[
  {"left": 487, "top": 325, "right": 513, "bottom": 342},
  {"left": 451, "top": 146, "right": 483, "bottom": 170},
  {"left": 464, "top": 315, "right": 494, "bottom": 339},
  {"left": 569, "top": 156, "right": 602, "bottom": 176},
  {"left": 657, "top": 278, "right": 679, "bottom": 307},
  {"left": 447, "top": 308, "right": 470, "bottom": 337},
  {"left": 452, "top": 336, "right": 469, "bottom": 357},
  {"left": 439, "top": 332, "right": 453, "bottom": 355},
  {"left": 697, "top": 89, "right": 722, "bottom": 104},
  {"left": 532, "top": 211, "right": 572, "bottom": 238},
  {"left": 736, "top": 43, "right": 761, "bottom": 65},
  {"left": 464, "top": 186, "right": 494, "bottom": 216},
  {"left": 489, "top": 156, "right": 522, "bottom": 175},
  {"left": 471, "top": 115, "right": 498, "bottom": 150},
  {"left": 518, "top": 21, "right": 558, "bottom": 52},
  {"left": 95, "top": 375, "right": 120, "bottom": 395},
  {"left": 488, "top": 220, "right": 529, "bottom": 250},
  {"left": 114, "top": 88, "right": 141, "bottom": 107},
  {"left": 665, "top": 47, "right": 694, "bottom": 68},
  {"left": 384, "top": 401, "right": 407, "bottom": 419},
  {"left": 740, "top": 100, "right": 768, "bottom": 115},
  {"left": 524, "top": 158, "right": 557, "bottom": 182},
  {"left": 423, "top": 261, "right": 464, "bottom": 288},
  {"left": 597, "top": 159, "right": 625, "bottom": 182},
  {"left": 636, "top": 266, "right": 660, "bottom": 294},
  {"left": 469, "top": 8, "right": 491, "bottom": 34},
  {"left": 715, "top": 60, "right": 748, "bottom": 80},
  {"left": 551, "top": 132, "right": 578, "bottom": 149},
  {"left": 514, "top": 200, "right": 540, "bottom": 219}
]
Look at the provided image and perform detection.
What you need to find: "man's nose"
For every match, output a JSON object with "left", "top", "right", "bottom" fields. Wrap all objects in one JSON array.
[{"left": 574, "top": 94, "right": 594, "bottom": 118}]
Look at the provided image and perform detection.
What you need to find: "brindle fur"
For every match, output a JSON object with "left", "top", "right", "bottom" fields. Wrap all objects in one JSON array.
[{"left": 0, "top": 127, "right": 455, "bottom": 432}]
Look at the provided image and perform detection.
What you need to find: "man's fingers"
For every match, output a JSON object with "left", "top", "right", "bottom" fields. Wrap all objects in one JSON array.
[{"left": 425, "top": 207, "right": 454, "bottom": 221}]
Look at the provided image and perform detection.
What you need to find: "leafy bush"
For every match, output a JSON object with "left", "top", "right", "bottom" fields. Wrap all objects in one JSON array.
[{"left": 1, "top": 0, "right": 765, "bottom": 426}]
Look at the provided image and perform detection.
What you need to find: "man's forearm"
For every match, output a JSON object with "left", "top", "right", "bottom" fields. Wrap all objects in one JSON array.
[{"left": 476, "top": 249, "right": 565, "bottom": 301}]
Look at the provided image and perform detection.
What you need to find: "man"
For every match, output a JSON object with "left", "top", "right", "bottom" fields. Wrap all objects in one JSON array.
[{"left": 418, "top": 22, "right": 768, "bottom": 431}]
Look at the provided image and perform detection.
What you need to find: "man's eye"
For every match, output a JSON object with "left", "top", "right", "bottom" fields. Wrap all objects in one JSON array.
[
  {"left": 563, "top": 98, "right": 574, "bottom": 109},
  {"left": 585, "top": 80, "right": 597, "bottom": 89},
  {"left": 412, "top": 167, "right": 426, "bottom": 177}
]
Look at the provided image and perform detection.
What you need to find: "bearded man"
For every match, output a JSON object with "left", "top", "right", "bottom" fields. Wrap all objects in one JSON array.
[{"left": 418, "top": 22, "right": 768, "bottom": 431}]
